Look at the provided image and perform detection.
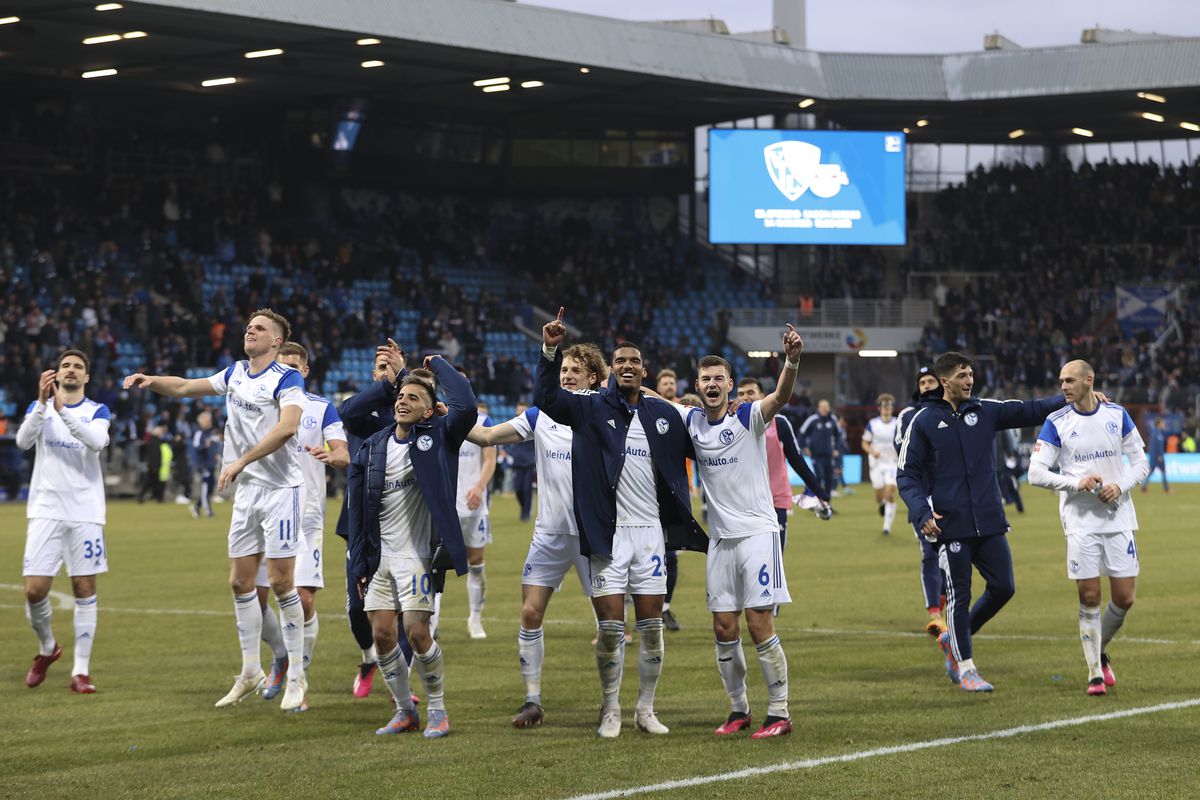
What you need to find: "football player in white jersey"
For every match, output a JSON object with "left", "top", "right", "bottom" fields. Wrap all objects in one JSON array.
[
  {"left": 124, "top": 309, "right": 310, "bottom": 711},
  {"left": 1027, "top": 360, "right": 1149, "bottom": 695},
  {"left": 464, "top": 343, "right": 607, "bottom": 728},
  {"left": 682, "top": 325, "right": 803, "bottom": 740},
  {"left": 17, "top": 349, "right": 110, "bottom": 694},
  {"left": 861, "top": 393, "right": 900, "bottom": 536},
  {"left": 454, "top": 400, "right": 496, "bottom": 639}
]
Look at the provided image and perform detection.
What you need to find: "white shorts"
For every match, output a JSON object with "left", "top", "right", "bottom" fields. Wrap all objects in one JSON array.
[
  {"left": 869, "top": 462, "right": 898, "bottom": 489},
  {"left": 460, "top": 514, "right": 491, "bottom": 549},
  {"left": 521, "top": 530, "right": 592, "bottom": 597},
  {"left": 256, "top": 510, "right": 325, "bottom": 589},
  {"left": 364, "top": 555, "right": 435, "bottom": 613},
  {"left": 228, "top": 482, "right": 305, "bottom": 559},
  {"left": 589, "top": 524, "right": 666, "bottom": 597},
  {"left": 705, "top": 531, "right": 791, "bottom": 613},
  {"left": 23, "top": 518, "right": 108, "bottom": 577},
  {"left": 1066, "top": 531, "right": 1139, "bottom": 580}
]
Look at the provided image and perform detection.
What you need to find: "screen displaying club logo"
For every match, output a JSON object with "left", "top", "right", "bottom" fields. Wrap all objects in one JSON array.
[{"left": 763, "top": 141, "right": 849, "bottom": 200}]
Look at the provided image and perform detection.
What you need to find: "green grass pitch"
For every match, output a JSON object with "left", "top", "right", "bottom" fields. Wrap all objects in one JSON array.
[{"left": 2, "top": 484, "right": 1198, "bottom": 799}]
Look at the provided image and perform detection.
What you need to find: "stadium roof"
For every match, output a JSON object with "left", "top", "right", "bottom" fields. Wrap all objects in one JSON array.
[{"left": 4, "top": 0, "right": 1200, "bottom": 142}]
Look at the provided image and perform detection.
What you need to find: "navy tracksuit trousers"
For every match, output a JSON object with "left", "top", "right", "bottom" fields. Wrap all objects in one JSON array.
[{"left": 938, "top": 533, "right": 1015, "bottom": 662}]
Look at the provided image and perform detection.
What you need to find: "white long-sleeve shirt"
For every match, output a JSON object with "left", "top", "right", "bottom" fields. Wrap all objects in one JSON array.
[{"left": 17, "top": 397, "right": 111, "bottom": 524}]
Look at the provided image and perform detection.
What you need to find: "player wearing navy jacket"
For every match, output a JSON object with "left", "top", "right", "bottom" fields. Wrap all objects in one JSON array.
[
  {"left": 799, "top": 401, "right": 839, "bottom": 498},
  {"left": 897, "top": 352, "right": 1067, "bottom": 692}
]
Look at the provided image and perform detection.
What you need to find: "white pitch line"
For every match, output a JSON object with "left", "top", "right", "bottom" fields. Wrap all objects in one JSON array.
[
  {"left": 564, "top": 698, "right": 1200, "bottom": 800},
  {"left": 0, "top": 583, "right": 74, "bottom": 610}
]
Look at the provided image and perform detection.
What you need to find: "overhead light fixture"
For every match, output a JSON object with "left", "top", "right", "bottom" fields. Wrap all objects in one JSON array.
[
  {"left": 916, "top": 119, "right": 929, "bottom": 127},
  {"left": 95, "top": 3, "right": 123, "bottom": 9},
  {"left": 356, "top": 37, "right": 381, "bottom": 45},
  {"left": 797, "top": 98, "right": 816, "bottom": 109},
  {"left": 1072, "top": 127, "right": 1094, "bottom": 138},
  {"left": 857, "top": 349, "right": 899, "bottom": 358},
  {"left": 1180, "top": 121, "right": 1200, "bottom": 132},
  {"left": 0, "top": 15, "right": 19, "bottom": 25},
  {"left": 83, "top": 33, "right": 121, "bottom": 44},
  {"left": 473, "top": 77, "right": 509, "bottom": 87},
  {"left": 201, "top": 76, "right": 237, "bottom": 87},
  {"left": 1141, "top": 112, "right": 1165, "bottom": 123},
  {"left": 482, "top": 84, "right": 510, "bottom": 93},
  {"left": 520, "top": 80, "right": 544, "bottom": 89},
  {"left": 902, "top": 127, "right": 910, "bottom": 134},
  {"left": 82, "top": 68, "right": 117, "bottom": 78},
  {"left": 360, "top": 60, "right": 383, "bottom": 68},
  {"left": 579, "top": 67, "right": 590, "bottom": 74},
  {"left": 1008, "top": 129, "right": 1025, "bottom": 139},
  {"left": 121, "top": 30, "right": 146, "bottom": 38},
  {"left": 746, "top": 351, "right": 777, "bottom": 358},
  {"left": 245, "top": 48, "right": 283, "bottom": 59},
  {"left": 1136, "top": 91, "right": 1166, "bottom": 103}
]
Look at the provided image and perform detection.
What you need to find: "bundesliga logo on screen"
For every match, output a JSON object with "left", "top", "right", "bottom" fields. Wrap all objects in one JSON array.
[{"left": 763, "top": 141, "right": 850, "bottom": 201}]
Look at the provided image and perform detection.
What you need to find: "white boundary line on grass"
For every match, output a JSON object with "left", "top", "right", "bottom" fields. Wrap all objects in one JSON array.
[{"left": 563, "top": 698, "right": 1200, "bottom": 800}]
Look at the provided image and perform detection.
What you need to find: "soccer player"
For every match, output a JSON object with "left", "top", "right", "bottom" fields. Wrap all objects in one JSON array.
[
  {"left": 656, "top": 369, "right": 683, "bottom": 633},
  {"left": 799, "top": 400, "right": 839, "bottom": 498},
  {"left": 1027, "top": 360, "right": 1148, "bottom": 695},
  {"left": 684, "top": 326, "right": 803, "bottom": 739},
  {"left": 190, "top": 411, "right": 218, "bottom": 518},
  {"left": 465, "top": 343, "right": 606, "bottom": 728},
  {"left": 862, "top": 394, "right": 900, "bottom": 536},
  {"left": 897, "top": 351, "right": 1070, "bottom": 692},
  {"left": 124, "top": 308, "right": 309, "bottom": 711},
  {"left": 456, "top": 400, "right": 496, "bottom": 639},
  {"left": 17, "top": 349, "right": 110, "bottom": 694},
  {"left": 346, "top": 356, "right": 477, "bottom": 738},
  {"left": 1141, "top": 417, "right": 1170, "bottom": 493},
  {"left": 534, "top": 309, "right": 707, "bottom": 738}
]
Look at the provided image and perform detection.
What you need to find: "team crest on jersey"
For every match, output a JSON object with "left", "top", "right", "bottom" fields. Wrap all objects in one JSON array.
[
  {"left": 1069, "top": 559, "right": 1080, "bottom": 573},
  {"left": 523, "top": 563, "right": 532, "bottom": 576},
  {"left": 1105, "top": 421, "right": 1118, "bottom": 435},
  {"left": 949, "top": 542, "right": 961, "bottom": 553},
  {"left": 719, "top": 429, "right": 734, "bottom": 445},
  {"left": 964, "top": 412, "right": 978, "bottom": 427},
  {"left": 417, "top": 435, "right": 433, "bottom": 452},
  {"left": 302, "top": 415, "right": 318, "bottom": 430},
  {"left": 656, "top": 418, "right": 670, "bottom": 435},
  {"left": 256, "top": 383, "right": 268, "bottom": 396}
]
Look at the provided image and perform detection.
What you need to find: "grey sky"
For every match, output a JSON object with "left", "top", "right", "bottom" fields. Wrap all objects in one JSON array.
[{"left": 519, "top": 0, "right": 1200, "bottom": 53}]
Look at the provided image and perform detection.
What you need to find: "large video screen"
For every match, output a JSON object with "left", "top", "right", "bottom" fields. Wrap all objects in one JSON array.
[{"left": 708, "top": 129, "right": 906, "bottom": 245}]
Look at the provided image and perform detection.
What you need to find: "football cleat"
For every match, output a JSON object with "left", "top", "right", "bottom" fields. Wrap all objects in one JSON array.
[
  {"left": 1100, "top": 653, "right": 1116, "bottom": 687},
  {"left": 662, "top": 608, "right": 680, "bottom": 632},
  {"left": 1086, "top": 678, "right": 1107, "bottom": 696},
  {"left": 925, "top": 614, "right": 948, "bottom": 637},
  {"left": 750, "top": 716, "right": 792, "bottom": 739},
  {"left": 280, "top": 674, "right": 308, "bottom": 712},
  {"left": 634, "top": 709, "right": 669, "bottom": 735},
  {"left": 937, "top": 632, "right": 960, "bottom": 685},
  {"left": 376, "top": 705, "right": 420, "bottom": 735},
  {"left": 423, "top": 709, "right": 450, "bottom": 738},
  {"left": 597, "top": 709, "right": 622, "bottom": 739},
  {"left": 714, "top": 712, "right": 753, "bottom": 736},
  {"left": 261, "top": 657, "right": 288, "bottom": 700},
  {"left": 958, "top": 668, "right": 993, "bottom": 692},
  {"left": 69, "top": 674, "right": 96, "bottom": 694},
  {"left": 215, "top": 671, "right": 266, "bottom": 707},
  {"left": 467, "top": 616, "right": 487, "bottom": 640},
  {"left": 512, "top": 701, "right": 545, "bottom": 729},
  {"left": 353, "top": 662, "right": 377, "bottom": 698},
  {"left": 26, "top": 644, "right": 62, "bottom": 688}
]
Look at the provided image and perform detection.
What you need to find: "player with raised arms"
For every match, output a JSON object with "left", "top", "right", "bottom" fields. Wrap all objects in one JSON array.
[{"left": 124, "top": 309, "right": 309, "bottom": 711}]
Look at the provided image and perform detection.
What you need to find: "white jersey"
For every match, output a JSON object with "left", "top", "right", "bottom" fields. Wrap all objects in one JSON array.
[
  {"left": 379, "top": 434, "right": 432, "bottom": 560},
  {"left": 509, "top": 407, "right": 577, "bottom": 536},
  {"left": 1030, "top": 402, "right": 1148, "bottom": 535},
  {"left": 616, "top": 412, "right": 659, "bottom": 526},
  {"left": 292, "top": 392, "right": 347, "bottom": 517},
  {"left": 208, "top": 360, "right": 305, "bottom": 487},
  {"left": 457, "top": 412, "right": 494, "bottom": 517},
  {"left": 685, "top": 401, "right": 777, "bottom": 541},
  {"left": 862, "top": 416, "right": 899, "bottom": 465},
  {"left": 17, "top": 398, "right": 110, "bottom": 525}
]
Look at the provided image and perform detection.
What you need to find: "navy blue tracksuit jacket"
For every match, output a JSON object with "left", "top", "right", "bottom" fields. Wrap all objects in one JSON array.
[
  {"left": 799, "top": 412, "right": 839, "bottom": 496},
  {"left": 533, "top": 349, "right": 708, "bottom": 561},
  {"left": 895, "top": 390, "right": 945, "bottom": 611}
]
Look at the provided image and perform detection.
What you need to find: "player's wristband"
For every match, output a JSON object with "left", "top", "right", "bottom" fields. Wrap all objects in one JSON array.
[
  {"left": 542, "top": 344, "right": 558, "bottom": 360},
  {"left": 784, "top": 358, "right": 800, "bottom": 370}
]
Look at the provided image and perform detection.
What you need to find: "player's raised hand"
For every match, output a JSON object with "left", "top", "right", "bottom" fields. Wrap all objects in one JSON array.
[
  {"left": 543, "top": 307, "right": 567, "bottom": 348},
  {"left": 782, "top": 324, "right": 803, "bottom": 362},
  {"left": 423, "top": 354, "right": 442, "bottom": 369},
  {"left": 1094, "top": 390, "right": 1111, "bottom": 404},
  {"left": 37, "top": 370, "right": 56, "bottom": 403},
  {"left": 123, "top": 373, "right": 151, "bottom": 390}
]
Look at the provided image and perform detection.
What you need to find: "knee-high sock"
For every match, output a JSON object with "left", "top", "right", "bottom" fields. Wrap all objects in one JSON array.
[
  {"left": 518, "top": 627, "right": 545, "bottom": 705},
  {"left": 596, "top": 620, "right": 625, "bottom": 712},
  {"left": 636, "top": 617, "right": 664, "bottom": 711},
  {"left": 233, "top": 591, "right": 263, "bottom": 676},
  {"left": 276, "top": 590, "right": 306, "bottom": 681},
  {"left": 755, "top": 634, "right": 789, "bottom": 719},
  {"left": 26, "top": 597, "right": 55, "bottom": 656},
  {"left": 1101, "top": 602, "right": 1128, "bottom": 650},
  {"left": 303, "top": 613, "right": 319, "bottom": 672},
  {"left": 467, "top": 564, "right": 486, "bottom": 618},
  {"left": 73, "top": 595, "right": 98, "bottom": 676},
  {"left": 1079, "top": 604, "right": 1103, "bottom": 680},
  {"left": 715, "top": 639, "right": 749, "bottom": 714},
  {"left": 379, "top": 644, "right": 414, "bottom": 709},
  {"left": 261, "top": 602, "right": 287, "bottom": 661},
  {"left": 883, "top": 501, "right": 897, "bottom": 532},
  {"left": 413, "top": 642, "right": 446, "bottom": 712}
]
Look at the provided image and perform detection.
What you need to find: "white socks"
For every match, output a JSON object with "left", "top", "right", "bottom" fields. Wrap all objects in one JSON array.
[
  {"left": 755, "top": 634, "right": 789, "bottom": 719},
  {"left": 276, "top": 591, "right": 305, "bottom": 681},
  {"left": 467, "top": 564, "right": 486, "bottom": 621},
  {"left": 73, "top": 595, "right": 97, "bottom": 676},
  {"left": 1102, "top": 601, "right": 1128, "bottom": 650},
  {"left": 518, "top": 627, "right": 545, "bottom": 705},
  {"left": 361, "top": 644, "right": 378, "bottom": 665},
  {"left": 26, "top": 597, "right": 56, "bottom": 656},
  {"left": 233, "top": 591, "right": 263, "bottom": 676},
  {"left": 596, "top": 620, "right": 625, "bottom": 712},
  {"left": 1079, "top": 604, "right": 1103, "bottom": 680},
  {"left": 261, "top": 601, "right": 287, "bottom": 661},
  {"left": 414, "top": 643, "right": 446, "bottom": 712},
  {"left": 303, "top": 613, "right": 319, "bottom": 673},
  {"left": 379, "top": 644, "right": 414, "bottom": 709},
  {"left": 883, "top": 501, "right": 897, "bottom": 532},
  {"left": 716, "top": 639, "right": 749, "bottom": 714},
  {"left": 636, "top": 618, "right": 665, "bottom": 712}
]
